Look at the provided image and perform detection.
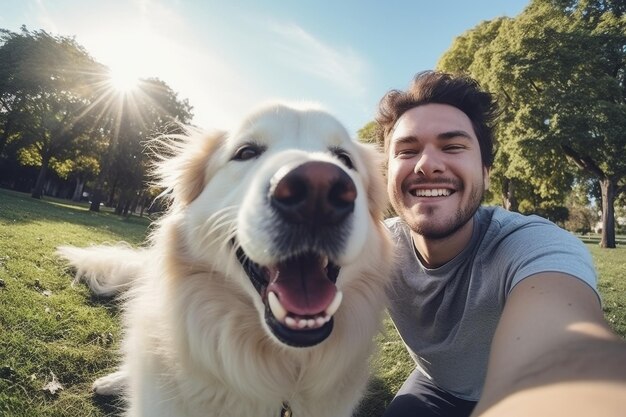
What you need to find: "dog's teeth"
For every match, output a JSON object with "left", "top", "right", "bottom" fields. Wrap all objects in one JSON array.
[
  {"left": 321, "top": 256, "right": 329, "bottom": 268},
  {"left": 268, "top": 292, "right": 287, "bottom": 322},
  {"left": 325, "top": 291, "right": 343, "bottom": 317},
  {"left": 274, "top": 290, "right": 338, "bottom": 330}
]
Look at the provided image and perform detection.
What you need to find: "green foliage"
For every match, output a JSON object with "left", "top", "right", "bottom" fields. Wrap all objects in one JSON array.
[
  {"left": 16, "top": 144, "right": 42, "bottom": 167},
  {"left": 49, "top": 158, "right": 75, "bottom": 180},
  {"left": 357, "top": 120, "right": 381, "bottom": 145},
  {"left": 0, "top": 26, "right": 193, "bottom": 207},
  {"left": 0, "top": 27, "right": 109, "bottom": 198},
  {"left": 437, "top": 18, "right": 508, "bottom": 74},
  {"left": 70, "top": 155, "right": 101, "bottom": 180},
  {"left": 564, "top": 181, "right": 600, "bottom": 234}
]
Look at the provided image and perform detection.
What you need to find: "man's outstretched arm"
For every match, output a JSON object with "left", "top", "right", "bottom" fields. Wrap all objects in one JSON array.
[{"left": 472, "top": 272, "right": 626, "bottom": 417}]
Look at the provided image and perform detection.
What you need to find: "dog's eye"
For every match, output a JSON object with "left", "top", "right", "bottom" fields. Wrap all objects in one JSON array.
[
  {"left": 232, "top": 144, "right": 265, "bottom": 161},
  {"left": 334, "top": 151, "right": 354, "bottom": 170}
]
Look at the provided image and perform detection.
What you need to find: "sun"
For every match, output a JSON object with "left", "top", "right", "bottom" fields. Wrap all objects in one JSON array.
[{"left": 108, "top": 66, "right": 141, "bottom": 93}]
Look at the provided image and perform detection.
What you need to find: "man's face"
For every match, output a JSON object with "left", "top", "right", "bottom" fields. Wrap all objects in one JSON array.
[{"left": 387, "top": 103, "right": 489, "bottom": 239}]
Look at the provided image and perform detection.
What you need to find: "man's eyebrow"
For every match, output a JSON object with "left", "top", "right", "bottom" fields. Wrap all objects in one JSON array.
[
  {"left": 392, "top": 130, "right": 473, "bottom": 144},
  {"left": 392, "top": 135, "right": 419, "bottom": 145},
  {"left": 437, "top": 130, "right": 473, "bottom": 140}
]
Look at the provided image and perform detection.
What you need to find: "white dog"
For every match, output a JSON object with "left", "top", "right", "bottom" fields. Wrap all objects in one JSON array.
[{"left": 58, "top": 103, "right": 392, "bottom": 417}]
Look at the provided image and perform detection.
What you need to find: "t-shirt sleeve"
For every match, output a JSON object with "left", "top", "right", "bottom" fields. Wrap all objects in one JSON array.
[{"left": 493, "top": 217, "right": 598, "bottom": 300}]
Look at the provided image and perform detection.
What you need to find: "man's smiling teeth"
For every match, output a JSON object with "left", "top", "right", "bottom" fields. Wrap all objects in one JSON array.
[
  {"left": 268, "top": 291, "right": 343, "bottom": 330},
  {"left": 413, "top": 188, "right": 451, "bottom": 197}
]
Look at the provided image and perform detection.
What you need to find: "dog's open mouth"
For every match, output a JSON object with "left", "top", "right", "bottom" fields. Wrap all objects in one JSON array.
[{"left": 236, "top": 247, "right": 341, "bottom": 348}]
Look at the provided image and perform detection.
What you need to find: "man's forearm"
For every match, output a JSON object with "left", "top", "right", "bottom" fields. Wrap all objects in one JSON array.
[{"left": 472, "top": 337, "right": 626, "bottom": 417}]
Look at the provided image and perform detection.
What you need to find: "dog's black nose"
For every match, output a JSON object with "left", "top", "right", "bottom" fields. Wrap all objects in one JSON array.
[{"left": 270, "top": 161, "right": 356, "bottom": 225}]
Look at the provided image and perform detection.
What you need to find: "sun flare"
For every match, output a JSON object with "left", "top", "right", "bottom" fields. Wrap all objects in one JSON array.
[{"left": 108, "top": 67, "right": 140, "bottom": 93}]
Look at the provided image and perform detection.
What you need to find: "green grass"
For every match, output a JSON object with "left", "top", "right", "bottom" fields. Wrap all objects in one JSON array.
[
  {"left": 577, "top": 233, "right": 626, "bottom": 246},
  {"left": 590, "top": 244, "right": 626, "bottom": 337},
  {"left": 0, "top": 187, "right": 624, "bottom": 417},
  {"left": 0, "top": 189, "right": 149, "bottom": 417}
]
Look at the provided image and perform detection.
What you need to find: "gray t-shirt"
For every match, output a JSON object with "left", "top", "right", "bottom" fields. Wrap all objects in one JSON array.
[{"left": 385, "top": 206, "right": 598, "bottom": 401}]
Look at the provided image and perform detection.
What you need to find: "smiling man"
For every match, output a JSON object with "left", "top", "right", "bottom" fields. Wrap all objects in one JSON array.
[{"left": 377, "top": 71, "right": 626, "bottom": 417}]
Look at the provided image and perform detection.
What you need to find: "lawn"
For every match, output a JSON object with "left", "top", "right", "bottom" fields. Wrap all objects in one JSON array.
[
  {"left": 1, "top": 188, "right": 624, "bottom": 417},
  {"left": 0, "top": 189, "right": 149, "bottom": 417}
]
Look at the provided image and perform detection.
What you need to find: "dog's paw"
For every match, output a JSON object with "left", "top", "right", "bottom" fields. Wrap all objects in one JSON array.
[{"left": 92, "top": 370, "right": 127, "bottom": 396}]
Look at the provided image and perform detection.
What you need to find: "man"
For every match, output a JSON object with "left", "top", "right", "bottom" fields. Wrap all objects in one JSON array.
[{"left": 377, "top": 71, "right": 626, "bottom": 417}]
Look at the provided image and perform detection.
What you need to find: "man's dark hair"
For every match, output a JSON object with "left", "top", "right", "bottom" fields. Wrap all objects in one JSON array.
[{"left": 376, "top": 70, "right": 499, "bottom": 168}]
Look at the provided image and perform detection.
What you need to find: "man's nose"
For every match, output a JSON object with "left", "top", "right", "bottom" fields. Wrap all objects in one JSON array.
[{"left": 413, "top": 146, "right": 445, "bottom": 176}]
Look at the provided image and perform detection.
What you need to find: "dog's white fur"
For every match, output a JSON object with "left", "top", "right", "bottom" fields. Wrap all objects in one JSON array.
[{"left": 58, "top": 103, "right": 392, "bottom": 417}]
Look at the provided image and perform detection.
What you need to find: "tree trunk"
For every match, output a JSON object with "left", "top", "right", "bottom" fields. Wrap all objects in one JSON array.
[
  {"left": 123, "top": 200, "right": 131, "bottom": 217},
  {"left": 115, "top": 198, "right": 124, "bottom": 215},
  {"left": 0, "top": 116, "right": 15, "bottom": 157},
  {"left": 130, "top": 191, "right": 142, "bottom": 214},
  {"left": 31, "top": 155, "right": 50, "bottom": 199},
  {"left": 0, "top": 130, "right": 10, "bottom": 157},
  {"left": 139, "top": 195, "right": 151, "bottom": 218},
  {"left": 71, "top": 176, "right": 85, "bottom": 201},
  {"left": 599, "top": 178, "right": 616, "bottom": 248},
  {"left": 107, "top": 176, "right": 119, "bottom": 207},
  {"left": 501, "top": 178, "right": 518, "bottom": 212},
  {"left": 89, "top": 191, "right": 102, "bottom": 211},
  {"left": 89, "top": 175, "right": 105, "bottom": 212}
]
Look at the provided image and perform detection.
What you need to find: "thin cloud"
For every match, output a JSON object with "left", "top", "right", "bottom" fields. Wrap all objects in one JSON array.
[
  {"left": 23, "top": 2, "right": 370, "bottom": 131},
  {"left": 268, "top": 22, "right": 369, "bottom": 98},
  {"left": 34, "top": 0, "right": 59, "bottom": 33}
]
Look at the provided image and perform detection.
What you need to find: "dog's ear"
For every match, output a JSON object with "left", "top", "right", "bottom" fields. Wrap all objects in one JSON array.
[
  {"left": 357, "top": 143, "right": 389, "bottom": 221},
  {"left": 154, "top": 130, "right": 226, "bottom": 206}
]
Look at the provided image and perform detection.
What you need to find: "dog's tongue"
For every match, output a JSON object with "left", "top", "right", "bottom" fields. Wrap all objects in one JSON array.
[{"left": 266, "top": 255, "right": 336, "bottom": 316}]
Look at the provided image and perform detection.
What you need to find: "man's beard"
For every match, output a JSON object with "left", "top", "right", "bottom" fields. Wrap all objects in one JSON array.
[{"left": 396, "top": 183, "right": 484, "bottom": 240}]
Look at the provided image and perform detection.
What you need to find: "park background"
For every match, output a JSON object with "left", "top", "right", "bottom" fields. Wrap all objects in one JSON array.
[{"left": 0, "top": 0, "right": 625, "bottom": 416}]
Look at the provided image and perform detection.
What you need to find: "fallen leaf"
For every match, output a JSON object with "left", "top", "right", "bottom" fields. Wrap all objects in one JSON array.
[{"left": 42, "top": 371, "right": 63, "bottom": 395}]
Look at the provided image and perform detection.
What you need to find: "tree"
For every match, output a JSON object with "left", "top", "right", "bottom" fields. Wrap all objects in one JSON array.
[
  {"left": 437, "top": 0, "right": 626, "bottom": 248},
  {"left": 564, "top": 180, "right": 600, "bottom": 234},
  {"left": 0, "top": 27, "right": 108, "bottom": 199},
  {"left": 0, "top": 27, "right": 194, "bottom": 211},
  {"left": 357, "top": 121, "right": 380, "bottom": 144},
  {"left": 87, "top": 77, "right": 193, "bottom": 213}
]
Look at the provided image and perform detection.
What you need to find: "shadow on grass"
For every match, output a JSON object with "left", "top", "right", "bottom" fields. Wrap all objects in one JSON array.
[
  {"left": 93, "top": 392, "right": 126, "bottom": 417},
  {"left": 354, "top": 376, "right": 394, "bottom": 417},
  {"left": 86, "top": 294, "right": 123, "bottom": 317}
]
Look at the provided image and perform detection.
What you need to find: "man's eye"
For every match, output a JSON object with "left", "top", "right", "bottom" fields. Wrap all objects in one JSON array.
[
  {"left": 444, "top": 145, "right": 465, "bottom": 152},
  {"left": 396, "top": 149, "right": 418, "bottom": 158},
  {"left": 232, "top": 144, "right": 265, "bottom": 161}
]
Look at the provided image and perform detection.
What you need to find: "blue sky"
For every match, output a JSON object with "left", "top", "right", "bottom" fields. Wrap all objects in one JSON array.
[{"left": 1, "top": 0, "right": 529, "bottom": 134}]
